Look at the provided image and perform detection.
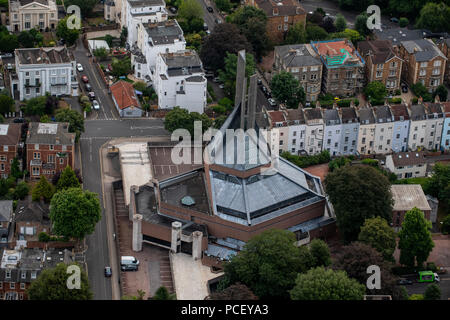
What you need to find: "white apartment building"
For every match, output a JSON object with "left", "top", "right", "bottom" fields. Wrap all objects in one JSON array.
[
  {"left": 303, "top": 108, "right": 324, "bottom": 155},
  {"left": 356, "top": 106, "right": 376, "bottom": 155},
  {"left": 339, "top": 107, "right": 360, "bottom": 155},
  {"left": 14, "top": 47, "right": 78, "bottom": 101},
  {"left": 322, "top": 108, "right": 342, "bottom": 156},
  {"left": 389, "top": 104, "right": 410, "bottom": 153},
  {"left": 154, "top": 50, "right": 207, "bottom": 113},
  {"left": 132, "top": 19, "right": 185, "bottom": 83},
  {"left": 423, "top": 102, "right": 445, "bottom": 151},
  {"left": 286, "top": 109, "right": 306, "bottom": 155},
  {"left": 373, "top": 105, "right": 394, "bottom": 154},
  {"left": 267, "top": 110, "right": 289, "bottom": 153},
  {"left": 125, "top": 0, "right": 168, "bottom": 48},
  {"left": 9, "top": 0, "right": 58, "bottom": 32},
  {"left": 407, "top": 103, "right": 428, "bottom": 151}
]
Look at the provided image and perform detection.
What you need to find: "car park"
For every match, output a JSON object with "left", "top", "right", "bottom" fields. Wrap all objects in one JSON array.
[
  {"left": 104, "top": 266, "right": 112, "bottom": 277},
  {"left": 92, "top": 100, "right": 100, "bottom": 110},
  {"left": 76, "top": 63, "right": 83, "bottom": 72},
  {"left": 88, "top": 92, "right": 95, "bottom": 100},
  {"left": 207, "top": 6, "right": 213, "bottom": 13},
  {"left": 82, "top": 75, "right": 89, "bottom": 83}
]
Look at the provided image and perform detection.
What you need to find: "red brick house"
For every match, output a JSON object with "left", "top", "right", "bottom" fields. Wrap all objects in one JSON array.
[
  {"left": 25, "top": 122, "right": 75, "bottom": 180},
  {"left": 0, "top": 124, "right": 22, "bottom": 179}
]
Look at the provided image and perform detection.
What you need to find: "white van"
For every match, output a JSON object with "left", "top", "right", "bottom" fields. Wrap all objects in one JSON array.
[{"left": 121, "top": 256, "right": 139, "bottom": 266}]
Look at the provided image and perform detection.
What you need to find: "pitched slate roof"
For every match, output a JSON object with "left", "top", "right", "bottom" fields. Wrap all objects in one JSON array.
[
  {"left": 374, "top": 27, "right": 425, "bottom": 46},
  {"left": 275, "top": 44, "right": 321, "bottom": 68},
  {"left": 340, "top": 107, "right": 358, "bottom": 123},
  {"left": 401, "top": 39, "right": 447, "bottom": 62},
  {"left": 16, "top": 47, "right": 74, "bottom": 65},
  {"left": 0, "top": 123, "right": 22, "bottom": 146},
  {"left": 358, "top": 106, "right": 375, "bottom": 124},
  {"left": 373, "top": 105, "right": 393, "bottom": 122},
  {"left": 391, "top": 151, "right": 426, "bottom": 167},
  {"left": 409, "top": 104, "right": 427, "bottom": 121},
  {"left": 389, "top": 104, "right": 410, "bottom": 121},
  {"left": 254, "top": 0, "right": 305, "bottom": 17},
  {"left": 391, "top": 184, "right": 431, "bottom": 212},
  {"left": 358, "top": 40, "right": 398, "bottom": 64},
  {"left": 0, "top": 200, "right": 13, "bottom": 222}
]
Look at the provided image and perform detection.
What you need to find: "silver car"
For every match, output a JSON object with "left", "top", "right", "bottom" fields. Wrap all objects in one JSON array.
[{"left": 92, "top": 100, "right": 100, "bottom": 110}]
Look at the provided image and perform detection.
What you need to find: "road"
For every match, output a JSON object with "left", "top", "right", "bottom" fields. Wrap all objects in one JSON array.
[
  {"left": 70, "top": 38, "right": 169, "bottom": 300},
  {"left": 403, "top": 273, "right": 450, "bottom": 300},
  {"left": 196, "top": 0, "right": 222, "bottom": 31}
]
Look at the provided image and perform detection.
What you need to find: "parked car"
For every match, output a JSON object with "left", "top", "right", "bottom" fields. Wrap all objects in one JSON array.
[
  {"left": 206, "top": 30, "right": 211, "bottom": 35},
  {"left": 92, "top": 100, "right": 100, "bottom": 110},
  {"left": 397, "top": 279, "right": 413, "bottom": 285},
  {"left": 169, "top": 6, "right": 177, "bottom": 14},
  {"left": 261, "top": 85, "right": 267, "bottom": 93},
  {"left": 13, "top": 118, "right": 24, "bottom": 123},
  {"left": 390, "top": 17, "right": 399, "bottom": 23},
  {"left": 85, "top": 83, "right": 92, "bottom": 91},
  {"left": 207, "top": 6, "right": 213, "bottom": 13},
  {"left": 86, "top": 52, "right": 92, "bottom": 57},
  {"left": 6, "top": 63, "right": 12, "bottom": 70},
  {"left": 213, "top": 77, "right": 220, "bottom": 83},
  {"left": 203, "top": 23, "right": 208, "bottom": 31},
  {"left": 104, "top": 266, "right": 112, "bottom": 277},
  {"left": 76, "top": 63, "right": 83, "bottom": 72},
  {"left": 257, "top": 78, "right": 262, "bottom": 85},
  {"left": 81, "top": 75, "right": 89, "bottom": 83},
  {"left": 88, "top": 92, "right": 95, "bottom": 100},
  {"left": 219, "top": 84, "right": 224, "bottom": 89},
  {"left": 401, "top": 82, "right": 408, "bottom": 93},
  {"left": 215, "top": 18, "right": 222, "bottom": 24},
  {"left": 268, "top": 98, "right": 277, "bottom": 106}
]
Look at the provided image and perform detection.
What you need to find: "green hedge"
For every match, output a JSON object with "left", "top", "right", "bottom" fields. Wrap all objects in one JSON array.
[
  {"left": 281, "top": 150, "right": 331, "bottom": 168},
  {"left": 319, "top": 99, "right": 359, "bottom": 108}
]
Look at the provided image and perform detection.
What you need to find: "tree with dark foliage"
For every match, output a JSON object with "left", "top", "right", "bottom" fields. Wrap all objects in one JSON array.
[{"left": 207, "top": 283, "right": 258, "bottom": 300}]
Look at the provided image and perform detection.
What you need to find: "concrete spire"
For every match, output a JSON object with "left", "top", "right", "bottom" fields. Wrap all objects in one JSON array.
[{"left": 247, "top": 74, "right": 258, "bottom": 129}]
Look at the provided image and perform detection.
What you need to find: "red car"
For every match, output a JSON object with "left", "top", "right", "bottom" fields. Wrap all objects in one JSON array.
[{"left": 81, "top": 75, "right": 89, "bottom": 83}]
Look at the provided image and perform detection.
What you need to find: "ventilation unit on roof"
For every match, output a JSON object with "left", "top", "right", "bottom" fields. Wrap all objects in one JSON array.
[
  {"left": 416, "top": 153, "right": 419, "bottom": 157},
  {"left": 399, "top": 155, "right": 402, "bottom": 158},
  {"left": 406, "top": 154, "right": 409, "bottom": 157}
]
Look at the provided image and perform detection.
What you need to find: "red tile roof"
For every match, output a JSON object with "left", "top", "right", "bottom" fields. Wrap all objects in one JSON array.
[
  {"left": 110, "top": 81, "right": 140, "bottom": 110},
  {"left": 441, "top": 102, "right": 450, "bottom": 117},
  {"left": 268, "top": 110, "right": 286, "bottom": 123}
]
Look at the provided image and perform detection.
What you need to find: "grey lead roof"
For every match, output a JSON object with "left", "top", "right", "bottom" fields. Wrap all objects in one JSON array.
[
  {"left": 146, "top": 20, "right": 184, "bottom": 46},
  {"left": 374, "top": 105, "right": 393, "bottom": 122},
  {"left": 323, "top": 108, "right": 341, "bottom": 125},
  {"left": 275, "top": 44, "right": 321, "bottom": 68},
  {"left": 128, "top": 0, "right": 164, "bottom": 7},
  {"left": 409, "top": 104, "right": 427, "bottom": 121},
  {"left": 26, "top": 122, "right": 75, "bottom": 145},
  {"left": 358, "top": 107, "right": 376, "bottom": 124},
  {"left": 401, "top": 39, "right": 447, "bottom": 62},
  {"left": 374, "top": 28, "right": 425, "bottom": 46},
  {"left": 0, "top": 200, "right": 13, "bottom": 222}
]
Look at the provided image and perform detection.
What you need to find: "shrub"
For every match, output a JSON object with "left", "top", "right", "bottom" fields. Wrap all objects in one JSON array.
[
  {"left": 389, "top": 97, "right": 402, "bottom": 104},
  {"left": 281, "top": 150, "right": 331, "bottom": 168},
  {"left": 395, "top": 89, "right": 401, "bottom": 96},
  {"left": 361, "top": 158, "right": 379, "bottom": 166},
  {"left": 442, "top": 215, "right": 450, "bottom": 234},
  {"left": 409, "top": 294, "right": 424, "bottom": 300},
  {"left": 38, "top": 232, "right": 51, "bottom": 242},
  {"left": 399, "top": 17, "right": 409, "bottom": 28},
  {"left": 211, "top": 104, "right": 227, "bottom": 114}
]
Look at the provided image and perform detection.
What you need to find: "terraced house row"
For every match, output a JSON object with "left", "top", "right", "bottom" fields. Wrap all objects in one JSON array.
[{"left": 267, "top": 99, "right": 450, "bottom": 156}]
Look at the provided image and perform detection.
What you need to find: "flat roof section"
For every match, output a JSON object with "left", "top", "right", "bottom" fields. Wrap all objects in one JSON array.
[
  {"left": 148, "top": 142, "right": 203, "bottom": 181},
  {"left": 118, "top": 142, "right": 152, "bottom": 206},
  {"left": 391, "top": 184, "right": 431, "bottom": 212},
  {"left": 170, "top": 252, "right": 223, "bottom": 300}
]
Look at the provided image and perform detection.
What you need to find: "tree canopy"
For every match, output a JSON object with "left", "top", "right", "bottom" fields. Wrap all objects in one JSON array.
[
  {"left": 332, "top": 242, "right": 398, "bottom": 296},
  {"left": 358, "top": 217, "right": 397, "bottom": 262},
  {"left": 178, "top": 0, "right": 203, "bottom": 20},
  {"left": 164, "top": 106, "right": 212, "bottom": 137},
  {"left": 415, "top": 2, "right": 450, "bottom": 33},
  {"left": 152, "top": 286, "right": 176, "bottom": 300},
  {"left": 354, "top": 13, "right": 370, "bottom": 37},
  {"left": 27, "top": 263, "right": 93, "bottom": 300},
  {"left": 111, "top": 57, "right": 132, "bottom": 77},
  {"left": 56, "top": 166, "right": 81, "bottom": 191},
  {"left": 424, "top": 284, "right": 441, "bottom": 300},
  {"left": 218, "top": 52, "right": 255, "bottom": 100},
  {"left": 55, "top": 108, "right": 85, "bottom": 141},
  {"left": 32, "top": 175, "right": 55, "bottom": 202},
  {"left": 220, "top": 229, "right": 303, "bottom": 299},
  {"left": 290, "top": 267, "right": 366, "bottom": 300},
  {"left": 0, "top": 94, "right": 15, "bottom": 115},
  {"left": 306, "top": 25, "right": 328, "bottom": 41},
  {"left": 270, "top": 71, "right": 306, "bottom": 108},
  {"left": 324, "top": 165, "right": 393, "bottom": 243},
  {"left": 208, "top": 283, "right": 258, "bottom": 300},
  {"left": 398, "top": 207, "right": 434, "bottom": 267},
  {"left": 364, "top": 81, "right": 388, "bottom": 105},
  {"left": 432, "top": 85, "right": 448, "bottom": 102},
  {"left": 56, "top": 17, "right": 80, "bottom": 46},
  {"left": 65, "top": 0, "right": 98, "bottom": 18},
  {"left": 200, "top": 23, "right": 252, "bottom": 71},
  {"left": 49, "top": 187, "right": 101, "bottom": 240},
  {"left": 334, "top": 14, "right": 347, "bottom": 32},
  {"left": 284, "top": 22, "right": 306, "bottom": 45},
  {"left": 229, "top": 6, "right": 269, "bottom": 59},
  {"left": 309, "top": 239, "right": 332, "bottom": 268}
]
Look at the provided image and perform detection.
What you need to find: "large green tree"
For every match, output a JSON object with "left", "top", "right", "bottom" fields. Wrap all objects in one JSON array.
[
  {"left": 218, "top": 52, "right": 255, "bottom": 100},
  {"left": 56, "top": 17, "right": 80, "bottom": 46},
  {"left": 55, "top": 108, "right": 85, "bottom": 141},
  {"left": 56, "top": 166, "right": 81, "bottom": 191},
  {"left": 111, "top": 57, "right": 132, "bottom": 77},
  {"left": 32, "top": 175, "right": 55, "bottom": 202},
  {"left": 411, "top": 82, "right": 432, "bottom": 101},
  {"left": 164, "top": 106, "right": 212, "bottom": 137},
  {"left": 27, "top": 263, "right": 93, "bottom": 300},
  {"left": 334, "top": 14, "right": 347, "bottom": 32},
  {"left": 220, "top": 229, "right": 303, "bottom": 299},
  {"left": 290, "top": 267, "right": 366, "bottom": 300},
  {"left": 358, "top": 217, "right": 397, "bottom": 262},
  {"left": 355, "top": 13, "right": 370, "bottom": 37},
  {"left": 364, "top": 81, "right": 388, "bottom": 105},
  {"left": 416, "top": 2, "right": 450, "bottom": 33},
  {"left": 398, "top": 207, "right": 434, "bottom": 267},
  {"left": 230, "top": 6, "right": 268, "bottom": 59},
  {"left": 332, "top": 242, "right": 398, "bottom": 296},
  {"left": 0, "top": 94, "right": 15, "bottom": 114},
  {"left": 23, "top": 96, "right": 47, "bottom": 116},
  {"left": 424, "top": 284, "right": 441, "bottom": 300},
  {"left": 309, "top": 239, "right": 331, "bottom": 268},
  {"left": 284, "top": 22, "right": 306, "bottom": 45},
  {"left": 200, "top": 23, "right": 252, "bottom": 71},
  {"left": 433, "top": 84, "right": 448, "bottom": 102},
  {"left": 178, "top": 0, "right": 203, "bottom": 20},
  {"left": 152, "top": 286, "right": 176, "bottom": 300},
  {"left": 49, "top": 187, "right": 101, "bottom": 240},
  {"left": 324, "top": 165, "right": 393, "bottom": 243},
  {"left": 65, "top": 0, "right": 98, "bottom": 18},
  {"left": 306, "top": 25, "right": 328, "bottom": 41},
  {"left": 0, "top": 33, "right": 19, "bottom": 53},
  {"left": 270, "top": 71, "right": 306, "bottom": 108}
]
